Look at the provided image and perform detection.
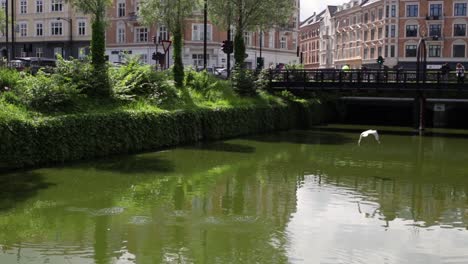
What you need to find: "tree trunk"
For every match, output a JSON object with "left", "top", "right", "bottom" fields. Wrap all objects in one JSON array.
[
  {"left": 91, "top": 18, "right": 106, "bottom": 68},
  {"left": 173, "top": 17, "right": 184, "bottom": 87},
  {"left": 234, "top": 0, "right": 245, "bottom": 68}
]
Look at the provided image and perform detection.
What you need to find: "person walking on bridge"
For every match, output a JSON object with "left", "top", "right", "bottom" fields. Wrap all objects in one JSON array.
[
  {"left": 456, "top": 63, "right": 465, "bottom": 84},
  {"left": 440, "top": 63, "right": 450, "bottom": 84}
]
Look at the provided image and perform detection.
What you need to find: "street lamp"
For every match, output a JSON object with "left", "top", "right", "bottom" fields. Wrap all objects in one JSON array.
[{"left": 57, "top": 17, "right": 73, "bottom": 58}]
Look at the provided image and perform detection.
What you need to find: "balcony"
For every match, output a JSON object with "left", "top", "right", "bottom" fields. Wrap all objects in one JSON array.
[{"left": 128, "top": 12, "right": 138, "bottom": 21}]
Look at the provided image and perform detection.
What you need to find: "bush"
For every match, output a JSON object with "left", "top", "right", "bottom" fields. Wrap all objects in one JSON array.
[
  {"left": 53, "top": 56, "right": 94, "bottom": 92},
  {"left": 0, "top": 68, "right": 21, "bottom": 91},
  {"left": 111, "top": 57, "right": 179, "bottom": 106},
  {"left": 14, "top": 72, "right": 81, "bottom": 113},
  {"left": 0, "top": 102, "right": 325, "bottom": 170},
  {"left": 231, "top": 66, "right": 256, "bottom": 95}
]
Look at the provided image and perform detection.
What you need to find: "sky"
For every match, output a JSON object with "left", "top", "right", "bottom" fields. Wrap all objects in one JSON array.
[{"left": 300, "top": 0, "right": 346, "bottom": 21}]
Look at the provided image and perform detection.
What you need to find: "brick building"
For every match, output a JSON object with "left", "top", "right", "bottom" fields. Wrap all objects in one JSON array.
[
  {"left": 105, "top": 0, "right": 300, "bottom": 69},
  {"left": 299, "top": 11, "right": 324, "bottom": 69},
  {"left": 0, "top": 0, "right": 91, "bottom": 60},
  {"left": 398, "top": 0, "right": 468, "bottom": 69}
]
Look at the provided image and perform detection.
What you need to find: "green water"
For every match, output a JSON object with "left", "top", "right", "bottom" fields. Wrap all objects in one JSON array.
[{"left": 1, "top": 128, "right": 468, "bottom": 264}]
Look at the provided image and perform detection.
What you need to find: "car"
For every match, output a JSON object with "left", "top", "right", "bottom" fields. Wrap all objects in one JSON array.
[
  {"left": 11, "top": 57, "right": 56, "bottom": 74},
  {"left": 215, "top": 68, "right": 228, "bottom": 78}
]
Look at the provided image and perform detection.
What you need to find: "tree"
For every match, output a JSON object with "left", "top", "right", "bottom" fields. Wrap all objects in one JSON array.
[
  {"left": 209, "top": 0, "right": 293, "bottom": 68},
  {"left": 140, "top": 0, "right": 200, "bottom": 87},
  {"left": 65, "top": 0, "right": 112, "bottom": 96},
  {"left": 66, "top": 0, "right": 111, "bottom": 68}
]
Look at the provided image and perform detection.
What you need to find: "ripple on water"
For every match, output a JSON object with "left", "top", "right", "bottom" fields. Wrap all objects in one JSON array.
[
  {"left": 128, "top": 216, "right": 152, "bottom": 225},
  {"left": 90, "top": 207, "right": 125, "bottom": 216}
]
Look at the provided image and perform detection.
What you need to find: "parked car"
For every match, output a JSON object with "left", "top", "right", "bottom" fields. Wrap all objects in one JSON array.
[{"left": 11, "top": 57, "right": 56, "bottom": 74}]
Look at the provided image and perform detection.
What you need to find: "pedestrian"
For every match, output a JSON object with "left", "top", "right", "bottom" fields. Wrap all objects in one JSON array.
[
  {"left": 456, "top": 63, "right": 465, "bottom": 84},
  {"left": 440, "top": 62, "right": 450, "bottom": 83}
]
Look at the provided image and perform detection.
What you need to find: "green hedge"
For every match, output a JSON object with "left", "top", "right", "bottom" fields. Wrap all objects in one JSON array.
[{"left": 0, "top": 102, "right": 328, "bottom": 171}]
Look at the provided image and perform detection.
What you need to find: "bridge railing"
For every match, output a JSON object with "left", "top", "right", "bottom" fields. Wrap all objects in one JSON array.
[{"left": 268, "top": 69, "right": 465, "bottom": 91}]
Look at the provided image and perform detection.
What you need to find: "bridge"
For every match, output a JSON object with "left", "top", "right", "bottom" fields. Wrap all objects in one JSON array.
[
  {"left": 267, "top": 69, "right": 468, "bottom": 130},
  {"left": 268, "top": 69, "right": 468, "bottom": 93}
]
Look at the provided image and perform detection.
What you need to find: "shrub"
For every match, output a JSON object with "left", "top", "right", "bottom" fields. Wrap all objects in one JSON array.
[
  {"left": 15, "top": 72, "right": 81, "bottom": 113},
  {"left": 231, "top": 66, "right": 256, "bottom": 95},
  {"left": 0, "top": 68, "right": 21, "bottom": 91},
  {"left": 53, "top": 56, "right": 94, "bottom": 93},
  {"left": 111, "top": 56, "right": 179, "bottom": 106}
]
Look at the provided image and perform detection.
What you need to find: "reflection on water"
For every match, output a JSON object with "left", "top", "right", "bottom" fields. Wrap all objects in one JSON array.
[{"left": 0, "top": 129, "right": 468, "bottom": 263}]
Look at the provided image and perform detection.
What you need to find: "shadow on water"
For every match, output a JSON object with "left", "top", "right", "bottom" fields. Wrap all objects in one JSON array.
[
  {"left": 84, "top": 155, "right": 175, "bottom": 175},
  {"left": 184, "top": 142, "right": 256, "bottom": 154},
  {"left": 0, "top": 171, "right": 55, "bottom": 212},
  {"left": 247, "top": 130, "right": 355, "bottom": 145}
]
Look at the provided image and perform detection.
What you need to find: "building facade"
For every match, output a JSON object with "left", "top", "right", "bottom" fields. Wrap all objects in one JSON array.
[
  {"left": 299, "top": 11, "right": 324, "bottom": 69},
  {"left": 0, "top": 0, "right": 91, "bottom": 59},
  {"left": 105, "top": 0, "right": 300, "bottom": 69},
  {"left": 398, "top": 0, "right": 468, "bottom": 69},
  {"left": 301, "top": 0, "right": 468, "bottom": 70}
]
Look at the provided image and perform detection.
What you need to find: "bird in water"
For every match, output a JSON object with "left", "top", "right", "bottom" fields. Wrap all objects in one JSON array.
[{"left": 358, "top": 130, "right": 380, "bottom": 146}]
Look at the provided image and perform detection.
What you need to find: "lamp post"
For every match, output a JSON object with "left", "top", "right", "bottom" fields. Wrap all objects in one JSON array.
[
  {"left": 57, "top": 17, "right": 73, "bottom": 58},
  {"left": 203, "top": 0, "right": 208, "bottom": 70}
]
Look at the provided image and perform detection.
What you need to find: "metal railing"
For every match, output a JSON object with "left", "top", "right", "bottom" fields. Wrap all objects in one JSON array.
[{"left": 268, "top": 69, "right": 468, "bottom": 92}]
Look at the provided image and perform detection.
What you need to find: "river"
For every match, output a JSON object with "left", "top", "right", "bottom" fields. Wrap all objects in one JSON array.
[{"left": 1, "top": 126, "right": 468, "bottom": 263}]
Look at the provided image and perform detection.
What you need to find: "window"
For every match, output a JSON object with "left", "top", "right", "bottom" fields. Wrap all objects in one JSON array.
[
  {"left": 280, "top": 36, "right": 287, "bottom": 49},
  {"left": 54, "top": 47, "right": 63, "bottom": 58},
  {"left": 371, "top": 29, "right": 375, "bottom": 40},
  {"left": 390, "top": 25, "right": 396, "bottom": 37},
  {"left": 192, "top": 54, "right": 209, "bottom": 66},
  {"left": 378, "top": 28, "right": 382, "bottom": 39},
  {"left": 19, "top": 23, "right": 27, "bottom": 36},
  {"left": 429, "top": 24, "right": 441, "bottom": 37},
  {"left": 429, "top": 4, "right": 442, "bottom": 17},
  {"left": 191, "top": 24, "right": 212, "bottom": 41},
  {"left": 364, "top": 31, "right": 368, "bottom": 41},
  {"left": 78, "top": 21, "right": 86, "bottom": 36},
  {"left": 454, "top": 24, "right": 466, "bottom": 36},
  {"left": 390, "top": 45, "right": 395, "bottom": 57},
  {"left": 158, "top": 26, "right": 168, "bottom": 41},
  {"left": 363, "top": 48, "right": 368, "bottom": 59},
  {"left": 51, "top": 0, "right": 63, "bottom": 12},
  {"left": 51, "top": 21, "right": 62, "bottom": 35},
  {"left": 36, "top": 22, "right": 43, "bottom": 36},
  {"left": 406, "top": 4, "right": 418, "bottom": 17},
  {"left": 391, "top": 5, "right": 396, "bottom": 17},
  {"left": 453, "top": 44, "right": 466, "bottom": 57},
  {"left": 36, "top": 47, "right": 43, "bottom": 58},
  {"left": 406, "top": 25, "right": 418, "bottom": 37},
  {"left": 36, "top": 0, "right": 43, "bottom": 13},
  {"left": 139, "top": 54, "right": 147, "bottom": 64},
  {"left": 117, "top": 0, "right": 125, "bottom": 17},
  {"left": 370, "top": 47, "right": 375, "bottom": 58},
  {"left": 117, "top": 24, "right": 125, "bottom": 43},
  {"left": 78, "top": 47, "right": 87, "bottom": 59},
  {"left": 1, "top": 0, "right": 5, "bottom": 9},
  {"left": 135, "top": 27, "right": 148, "bottom": 42},
  {"left": 454, "top": 3, "right": 467, "bottom": 16},
  {"left": 20, "top": 0, "right": 27, "bottom": 14},
  {"left": 244, "top": 32, "right": 251, "bottom": 46},
  {"left": 378, "top": 8, "right": 383, "bottom": 20},
  {"left": 364, "top": 13, "right": 368, "bottom": 22},
  {"left": 406, "top": 44, "right": 417, "bottom": 57},
  {"left": 429, "top": 45, "right": 441, "bottom": 57}
]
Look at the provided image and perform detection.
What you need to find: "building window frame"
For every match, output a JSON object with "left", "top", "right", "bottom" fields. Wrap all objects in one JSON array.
[
  {"left": 454, "top": 2, "right": 467, "bottom": 16},
  {"left": 51, "top": 0, "right": 63, "bottom": 12},
  {"left": 35, "top": 22, "right": 43, "bottom": 36},
  {"left": 406, "top": 3, "right": 419, "bottom": 17},
  {"left": 191, "top": 23, "right": 212, "bottom": 41},
  {"left": 429, "top": 3, "right": 443, "bottom": 18},
  {"left": 406, "top": 24, "right": 418, "bottom": 37},
  {"left": 78, "top": 20, "right": 86, "bottom": 36},
  {"left": 454, "top": 23, "right": 467, "bottom": 37},
  {"left": 117, "top": 0, "right": 126, "bottom": 17},
  {"left": 36, "top": 0, "right": 43, "bottom": 13},
  {"left": 51, "top": 21, "right": 63, "bottom": 36},
  {"left": 135, "top": 27, "right": 149, "bottom": 43},
  {"left": 20, "top": 0, "right": 27, "bottom": 14},
  {"left": 428, "top": 45, "right": 441, "bottom": 57},
  {"left": 453, "top": 43, "right": 466, "bottom": 57},
  {"left": 406, "top": 44, "right": 417, "bottom": 57}
]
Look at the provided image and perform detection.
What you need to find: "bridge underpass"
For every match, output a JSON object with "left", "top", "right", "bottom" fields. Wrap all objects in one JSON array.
[{"left": 338, "top": 97, "right": 468, "bottom": 129}]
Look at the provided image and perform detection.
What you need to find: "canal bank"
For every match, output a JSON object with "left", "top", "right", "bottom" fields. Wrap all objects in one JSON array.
[{"left": 0, "top": 101, "right": 334, "bottom": 171}]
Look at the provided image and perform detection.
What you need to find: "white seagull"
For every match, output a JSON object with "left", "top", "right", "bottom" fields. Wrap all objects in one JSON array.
[{"left": 358, "top": 130, "right": 380, "bottom": 146}]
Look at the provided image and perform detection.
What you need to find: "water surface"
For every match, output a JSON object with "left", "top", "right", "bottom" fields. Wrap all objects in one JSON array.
[{"left": 1, "top": 127, "right": 468, "bottom": 263}]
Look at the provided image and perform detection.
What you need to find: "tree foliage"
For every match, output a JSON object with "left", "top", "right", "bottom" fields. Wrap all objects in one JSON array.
[
  {"left": 209, "top": 0, "right": 293, "bottom": 67},
  {"left": 140, "top": 0, "right": 201, "bottom": 87}
]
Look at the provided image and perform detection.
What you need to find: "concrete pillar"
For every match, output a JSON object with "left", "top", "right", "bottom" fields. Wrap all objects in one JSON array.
[{"left": 433, "top": 103, "right": 447, "bottom": 128}]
